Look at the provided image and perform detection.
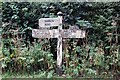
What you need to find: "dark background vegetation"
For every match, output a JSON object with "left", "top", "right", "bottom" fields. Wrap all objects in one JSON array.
[{"left": 0, "top": 2, "right": 120, "bottom": 78}]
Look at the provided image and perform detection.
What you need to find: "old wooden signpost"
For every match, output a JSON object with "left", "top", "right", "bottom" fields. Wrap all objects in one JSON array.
[{"left": 32, "top": 12, "right": 85, "bottom": 75}]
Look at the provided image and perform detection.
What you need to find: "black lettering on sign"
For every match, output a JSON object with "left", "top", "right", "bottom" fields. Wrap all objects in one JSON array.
[
  {"left": 44, "top": 20, "right": 54, "bottom": 22},
  {"left": 45, "top": 23, "right": 51, "bottom": 26}
]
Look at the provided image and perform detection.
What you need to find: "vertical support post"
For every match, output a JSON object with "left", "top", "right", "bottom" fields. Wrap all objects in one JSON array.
[
  {"left": 0, "top": 28, "right": 2, "bottom": 76},
  {"left": 57, "top": 12, "right": 63, "bottom": 76}
]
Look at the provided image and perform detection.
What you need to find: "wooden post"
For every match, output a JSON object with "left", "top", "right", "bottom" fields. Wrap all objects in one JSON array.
[{"left": 57, "top": 12, "right": 63, "bottom": 76}]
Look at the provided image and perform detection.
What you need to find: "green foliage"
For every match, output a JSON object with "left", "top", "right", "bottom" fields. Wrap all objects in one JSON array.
[
  {"left": 1, "top": 42, "right": 56, "bottom": 75},
  {"left": 1, "top": 2, "right": 120, "bottom": 78}
]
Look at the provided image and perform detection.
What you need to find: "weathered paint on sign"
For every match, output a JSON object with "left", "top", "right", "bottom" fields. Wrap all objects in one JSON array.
[
  {"left": 32, "top": 29, "right": 85, "bottom": 38},
  {"left": 32, "top": 29, "right": 59, "bottom": 38},
  {"left": 39, "top": 17, "right": 60, "bottom": 28},
  {"left": 61, "top": 29, "right": 85, "bottom": 38}
]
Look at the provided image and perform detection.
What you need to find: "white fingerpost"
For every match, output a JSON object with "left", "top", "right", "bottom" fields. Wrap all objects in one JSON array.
[
  {"left": 32, "top": 11, "right": 86, "bottom": 76},
  {"left": 39, "top": 17, "right": 60, "bottom": 28}
]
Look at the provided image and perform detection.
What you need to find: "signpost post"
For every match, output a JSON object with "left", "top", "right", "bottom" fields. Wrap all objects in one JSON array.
[
  {"left": 56, "top": 12, "right": 63, "bottom": 75},
  {"left": 32, "top": 12, "right": 86, "bottom": 76}
]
